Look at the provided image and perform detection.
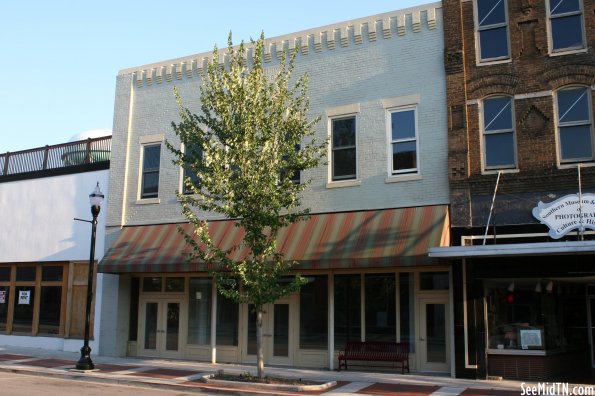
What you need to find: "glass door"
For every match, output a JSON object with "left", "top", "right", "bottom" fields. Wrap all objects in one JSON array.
[
  {"left": 419, "top": 298, "right": 449, "bottom": 372},
  {"left": 139, "top": 299, "right": 182, "bottom": 358},
  {"left": 245, "top": 299, "right": 293, "bottom": 365},
  {"left": 271, "top": 303, "right": 290, "bottom": 362}
]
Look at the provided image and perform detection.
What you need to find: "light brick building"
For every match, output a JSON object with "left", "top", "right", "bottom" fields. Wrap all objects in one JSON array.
[{"left": 98, "top": 2, "right": 453, "bottom": 373}]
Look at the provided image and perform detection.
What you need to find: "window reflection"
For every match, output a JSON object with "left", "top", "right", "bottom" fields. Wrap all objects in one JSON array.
[
  {"left": 300, "top": 276, "right": 328, "bottom": 349},
  {"left": 334, "top": 275, "right": 361, "bottom": 347},
  {"left": 365, "top": 274, "right": 396, "bottom": 342}
]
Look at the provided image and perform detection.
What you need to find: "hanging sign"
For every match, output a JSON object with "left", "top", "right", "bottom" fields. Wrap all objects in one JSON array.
[
  {"left": 18, "top": 290, "right": 30, "bottom": 305},
  {"left": 532, "top": 193, "right": 595, "bottom": 239}
]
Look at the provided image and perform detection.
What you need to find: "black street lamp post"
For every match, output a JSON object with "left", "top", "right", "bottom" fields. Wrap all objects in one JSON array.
[{"left": 76, "top": 182, "right": 104, "bottom": 371}]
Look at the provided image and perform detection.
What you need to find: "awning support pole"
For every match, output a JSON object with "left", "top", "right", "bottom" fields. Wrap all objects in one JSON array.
[{"left": 483, "top": 171, "right": 502, "bottom": 246}]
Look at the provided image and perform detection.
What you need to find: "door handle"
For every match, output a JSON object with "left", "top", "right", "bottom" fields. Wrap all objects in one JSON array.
[{"left": 420, "top": 336, "right": 425, "bottom": 341}]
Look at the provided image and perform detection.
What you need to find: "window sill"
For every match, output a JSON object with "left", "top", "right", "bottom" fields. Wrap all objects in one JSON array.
[
  {"left": 549, "top": 48, "right": 587, "bottom": 57},
  {"left": 481, "top": 168, "right": 519, "bottom": 176},
  {"left": 136, "top": 198, "right": 160, "bottom": 205},
  {"left": 177, "top": 194, "right": 204, "bottom": 201},
  {"left": 476, "top": 58, "right": 512, "bottom": 67},
  {"left": 326, "top": 179, "right": 361, "bottom": 189},
  {"left": 558, "top": 162, "right": 594, "bottom": 170},
  {"left": 385, "top": 174, "right": 422, "bottom": 183}
]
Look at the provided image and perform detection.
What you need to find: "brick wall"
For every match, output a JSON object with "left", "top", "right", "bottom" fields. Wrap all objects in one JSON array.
[{"left": 443, "top": 0, "right": 595, "bottom": 229}]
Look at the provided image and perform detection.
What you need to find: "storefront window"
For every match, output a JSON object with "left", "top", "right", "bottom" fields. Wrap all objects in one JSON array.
[
  {"left": 143, "top": 277, "right": 162, "bottom": 292},
  {"left": 13, "top": 287, "right": 35, "bottom": 333},
  {"left": 334, "top": 274, "right": 361, "bottom": 347},
  {"left": 166, "top": 277, "right": 184, "bottom": 292},
  {"left": 216, "top": 294, "right": 238, "bottom": 346},
  {"left": 0, "top": 267, "right": 10, "bottom": 282},
  {"left": 0, "top": 264, "right": 68, "bottom": 336},
  {"left": 38, "top": 266, "right": 64, "bottom": 336},
  {"left": 42, "top": 266, "right": 63, "bottom": 281},
  {"left": 486, "top": 280, "right": 587, "bottom": 351},
  {"left": 129, "top": 278, "right": 139, "bottom": 341},
  {"left": 399, "top": 272, "right": 415, "bottom": 352},
  {"left": 420, "top": 272, "right": 449, "bottom": 290},
  {"left": 365, "top": 274, "right": 396, "bottom": 342},
  {"left": 39, "top": 286, "right": 61, "bottom": 335},
  {"left": 17, "top": 266, "right": 36, "bottom": 282},
  {"left": 299, "top": 276, "right": 328, "bottom": 349},
  {"left": 188, "top": 278, "right": 211, "bottom": 345},
  {"left": 0, "top": 286, "right": 8, "bottom": 332},
  {"left": 0, "top": 267, "right": 9, "bottom": 333}
]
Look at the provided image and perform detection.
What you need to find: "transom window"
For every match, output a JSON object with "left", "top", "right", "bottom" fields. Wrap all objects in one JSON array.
[
  {"left": 548, "top": 0, "right": 585, "bottom": 52},
  {"left": 482, "top": 96, "right": 516, "bottom": 169},
  {"left": 556, "top": 87, "right": 594, "bottom": 163},
  {"left": 331, "top": 116, "right": 356, "bottom": 181},
  {"left": 476, "top": 0, "right": 510, "bottom": 61},
  {"left": 141, "top": 144, "right": 161, "bottom": 199},
  {"left": 390, "top": 108, "right": 418, "bottom": 174}
]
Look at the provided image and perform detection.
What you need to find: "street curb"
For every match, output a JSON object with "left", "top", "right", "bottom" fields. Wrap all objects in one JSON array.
[{"left": 0, "top": 365, "right": 259, "bottom": 395}]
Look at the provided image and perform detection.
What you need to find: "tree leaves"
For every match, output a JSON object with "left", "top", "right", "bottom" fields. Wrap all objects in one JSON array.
[{"left": 168, "top": 31, "right": 326, "bottom": 310}]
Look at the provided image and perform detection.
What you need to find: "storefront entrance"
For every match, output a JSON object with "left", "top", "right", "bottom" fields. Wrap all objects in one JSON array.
[
  {"left": 244, "top": 296, "right": 296, "bottom": 365},
  {"left": 418, "top": 297, "right": 449, "bottom": 373},
  {"left": 139, "top": 298, "right": 185, "bottom": 358}
]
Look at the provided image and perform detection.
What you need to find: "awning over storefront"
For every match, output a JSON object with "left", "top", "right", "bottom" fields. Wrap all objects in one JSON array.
[
  {"left": 99, "top": 205, "right": 449, "bottom": 273},
  {"left": 428, "top": 240, "right": 595, "bottom": 258}
]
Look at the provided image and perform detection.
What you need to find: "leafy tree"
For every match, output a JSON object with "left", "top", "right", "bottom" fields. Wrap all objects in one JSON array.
[{"left": 168, "top": 33, "right": 326, "bottom": 378}]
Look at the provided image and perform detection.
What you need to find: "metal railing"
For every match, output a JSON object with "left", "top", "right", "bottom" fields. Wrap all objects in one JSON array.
[{"left": 1, "top": 136, "right": 111, "bottom": 176}]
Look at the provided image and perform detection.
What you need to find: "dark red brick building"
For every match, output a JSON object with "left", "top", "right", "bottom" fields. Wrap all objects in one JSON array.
[{"left": 432, "top": 0, "right": 595, "bottom": 382}]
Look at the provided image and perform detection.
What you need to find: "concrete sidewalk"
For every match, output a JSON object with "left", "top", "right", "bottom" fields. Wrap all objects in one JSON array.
[{"left": 0, "top": 346, "right": 532, "bottom": 395}]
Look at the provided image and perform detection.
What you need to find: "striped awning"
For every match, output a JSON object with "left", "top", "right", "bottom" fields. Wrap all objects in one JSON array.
[{"left": 98, "top": 205, "right": 449, "bottom": 273}]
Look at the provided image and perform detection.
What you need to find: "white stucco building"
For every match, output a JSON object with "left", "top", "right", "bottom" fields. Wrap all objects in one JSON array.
[{"left": 0, "top": 132, "right": 112, "bottom": 353}]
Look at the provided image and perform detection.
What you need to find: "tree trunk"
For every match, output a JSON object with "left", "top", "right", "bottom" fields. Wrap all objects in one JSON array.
[{"left": 256, "top": 307, "right": 264, "bottom": 378}]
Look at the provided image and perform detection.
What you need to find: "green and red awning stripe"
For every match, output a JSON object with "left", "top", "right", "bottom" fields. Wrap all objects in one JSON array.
[{"left": 98, "top": 205, "right": 449, "bottom": 274}]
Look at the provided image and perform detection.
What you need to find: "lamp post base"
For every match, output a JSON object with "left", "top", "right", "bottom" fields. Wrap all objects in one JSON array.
[{"left": 75, "top": 345, "right": 94, "bottom": 370}]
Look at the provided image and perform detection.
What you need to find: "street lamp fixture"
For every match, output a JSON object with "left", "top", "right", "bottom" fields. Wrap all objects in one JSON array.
[{"left": 76, "top": 182, "right": 104, "bottom": 371}]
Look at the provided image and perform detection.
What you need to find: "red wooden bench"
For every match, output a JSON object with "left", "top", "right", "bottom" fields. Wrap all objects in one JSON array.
[{"left": 338, "top": 341, "right": 410, "bottom": 373}]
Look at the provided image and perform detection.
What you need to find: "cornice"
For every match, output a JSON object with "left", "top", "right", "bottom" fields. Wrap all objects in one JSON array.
[{"left": 120, "top": 2, "right": 442, "bottom": 88}]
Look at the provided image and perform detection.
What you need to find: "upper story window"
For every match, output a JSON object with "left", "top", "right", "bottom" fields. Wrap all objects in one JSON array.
[
  {"left": 182, "top": 143, "right": 202, "bottom": 195},
  {"left": 331, "top": 116, "right": 357, "bottom": 181},
  {"left": 389, "top": 107, "right": 418, "bottom": 174},
  {"left": 482, "top": 96, "right": 517, "bottom": 169},
  {"left": 141, "top": 144, "right": 161, "bottom": 199},
  {"left": 476, "top": 0, "right": 510, "bottom": 62},
  {"left": 548, "top": 0, "right": 585, "bottom": 53},
  {"left": 556, "top": 86, "right": 594, "bottom": 163},
  {"left": 281, "top": 144, "right": 301, "bottom": 185}
]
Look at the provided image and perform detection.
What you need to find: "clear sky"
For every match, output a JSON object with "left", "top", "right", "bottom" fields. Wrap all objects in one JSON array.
[{"left": 1, "top": 0, "right": 433, "bottom": 153}]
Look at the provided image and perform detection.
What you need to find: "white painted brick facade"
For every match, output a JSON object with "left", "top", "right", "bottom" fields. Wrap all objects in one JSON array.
[{"left": 107, "top": 3, "right": 448, "bottom": 231}]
